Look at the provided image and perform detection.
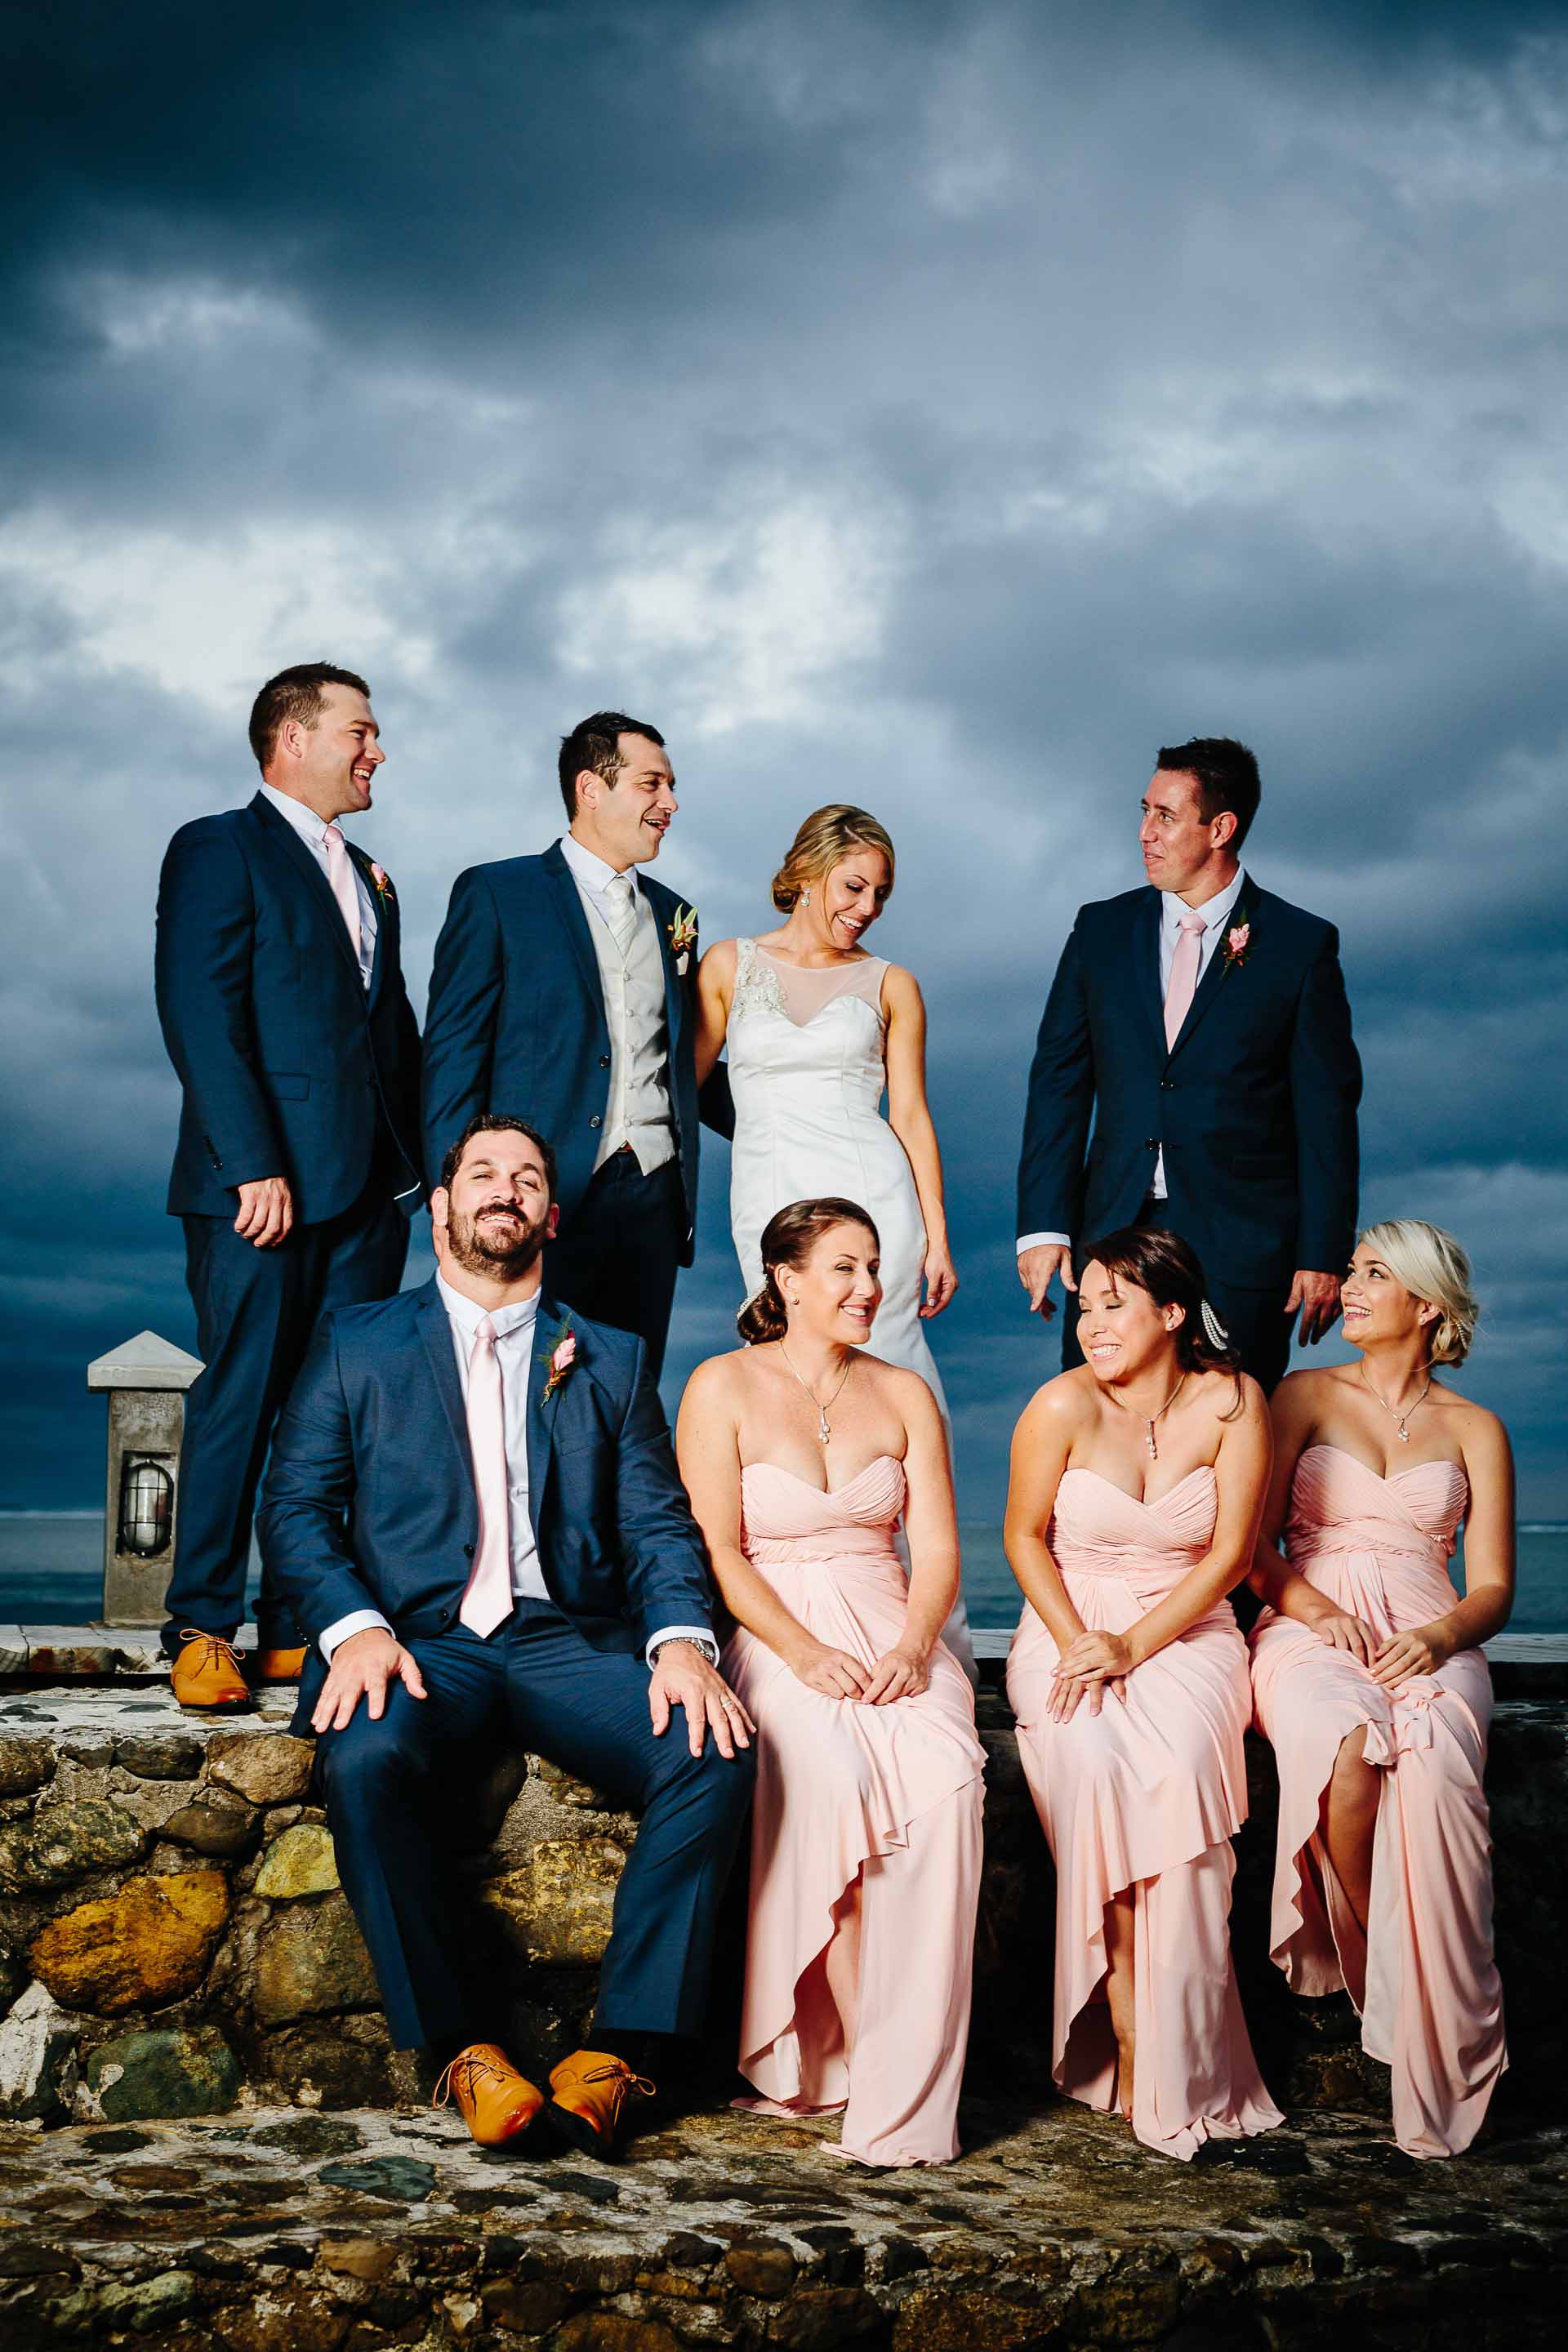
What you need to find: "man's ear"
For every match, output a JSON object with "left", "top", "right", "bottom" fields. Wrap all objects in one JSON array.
[
  {"left": 1210, "top": 808, "right": 1238, "bottom": 849},
  {"left": 430, "top": 1185, "right": 451, "bottom": 1249},
  {"left": 546, "top": 1200, "right": 561, "bottom": 1242},
  {"left": 574, "top": 767, "right": 601, "bottom": 817}
]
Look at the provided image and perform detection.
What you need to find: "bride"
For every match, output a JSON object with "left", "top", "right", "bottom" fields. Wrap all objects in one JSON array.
[{"left": 694, "top": 804, "right": 974, "bottom": 1675}]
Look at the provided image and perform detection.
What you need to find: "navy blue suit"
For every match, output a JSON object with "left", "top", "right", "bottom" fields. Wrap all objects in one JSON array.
[
  {"left": 154, "top": 791, "right": 422, "bottom": 1651},
  {"left": 421, "top": 843, "right": 731, "bottom": 1377},
  {"left": 1018, "top": 876, "right": 1360, "bottom": 1389},
  {"left": 258, "top": 1282, "right": 752, "bottom": 2055}
]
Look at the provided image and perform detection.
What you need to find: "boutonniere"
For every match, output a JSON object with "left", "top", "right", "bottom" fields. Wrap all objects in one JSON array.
[
  {"left": 539, "top": 1314, "right": 577, "bottom": 1405},
  {"left": 369, "top": 862, "right": 395, "bottom": 907},
  {"left": 667, "top": 903, "right": 698, "bottom": 976},
  {"left": 1222, "top": 919, "right": 1253, "bottom": 969}
]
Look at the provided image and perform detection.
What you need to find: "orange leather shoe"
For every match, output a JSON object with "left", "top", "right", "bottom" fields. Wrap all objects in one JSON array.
[
  {"left": 251, "top": 1646, "right": 307, "bottom": 1684},
  {"left": 434, "top": 2044, "right": 544, "bottom": 2148},
  {"left": 546, "top": 2049, "right": 656, "bottom": 2158},
  {"left": 171, "top": 1631, "right": 253, "bottom": 1713}
]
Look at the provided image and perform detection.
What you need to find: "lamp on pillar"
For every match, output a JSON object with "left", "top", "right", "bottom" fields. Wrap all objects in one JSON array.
[{"left": 87, "top": 1332, "right": 203, "bottom": 1628}]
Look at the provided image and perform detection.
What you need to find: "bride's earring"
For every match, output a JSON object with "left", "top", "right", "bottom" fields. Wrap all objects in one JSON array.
[{"left": 800, "top": 888, "right": 811, "bottom": 908}]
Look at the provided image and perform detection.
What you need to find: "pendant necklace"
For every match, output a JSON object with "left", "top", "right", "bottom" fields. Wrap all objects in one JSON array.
[
  {"left": 1110, "top": 1370, "right": 1187, "bottom": 1461},
  {"left": 779, "top": 1344, "right": 853, "bottom": 1446},
  {"left": 1358, "top": 1358, "right": 1432, "bottom": 1445}
]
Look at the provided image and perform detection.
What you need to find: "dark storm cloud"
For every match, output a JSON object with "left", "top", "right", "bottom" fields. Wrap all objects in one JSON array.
[{"left": 2, "top": 0, "right": 1566, "bottom": 1520}]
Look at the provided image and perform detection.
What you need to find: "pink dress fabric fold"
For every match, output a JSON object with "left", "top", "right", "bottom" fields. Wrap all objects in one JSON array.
[
  {"left": 1006, "top": 1467, "right": 1282, "bottom": 2160},
  {"left": 1249, "top": 1444, "right": 1506, "bottom": 2158},
  {"left": 723, "top": 1454, "right": 987, "bottom": 2166}
]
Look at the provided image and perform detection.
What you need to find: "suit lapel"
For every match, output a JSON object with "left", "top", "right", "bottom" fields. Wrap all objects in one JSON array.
[
  {"left": 249, "top": 793, "right": 365, "bottom": 991},
  {"left": 349, "top": 842, "right": 387, "bottom": 1007},
  {"left": 524, "top": 1296, "right": 567, "bottom": 1539},
  {"left": 644, "top": 880, "right": 685, "bottom": 1048},
  {"left": 415, "top": 1283, "right": 471, "bottom": 1486},
  {"left": 1134, "top": 889, "right": 1165, "bottom": 1058},
  {"left": 543, "top": 840, "right": 610, "bottom": 1013},
  {"left": 1170, "top": 875, "right": 1253, "bottom": 1058}
]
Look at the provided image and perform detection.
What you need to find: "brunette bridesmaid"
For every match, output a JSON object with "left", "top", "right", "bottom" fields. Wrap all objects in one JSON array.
[
  {"left": 677, "top": 1198, "right": 985, "bottom": 2167},
  {"left": 1248, "top": 1219, "right": 1512, "bottom": 2157},
  {"left": 1004, "top": 1226, "right": 1282, "bottom": 2159}
]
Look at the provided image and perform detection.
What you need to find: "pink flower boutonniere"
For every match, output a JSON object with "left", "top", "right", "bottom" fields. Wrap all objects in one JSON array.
[
  {"left": 668, "top": 903, "right": 698, "bottom": 977},
  {"left": 370, "top": 862, "right": 395, "bottom": 907},
  {"left": 541, "top": 1316, "right": 577, "bottom": 1405},
  {"left": 1222, "top": 920, "right": 1252, "bottom": 969}
]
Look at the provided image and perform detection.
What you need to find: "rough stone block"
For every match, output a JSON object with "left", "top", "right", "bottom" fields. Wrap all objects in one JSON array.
[
  {"left": 254, "top": 1823, "right": 341, "bottom": 1898},
  {"left": 207, "top": 1731, "right": 316, "bottom": 1806},
  {"left": 0, "top": 1980, "right": 80, "bottom": 2120},
  {"left": 28, "top": 1869, "right": 230, "bottom": 2014},
  {"left": 0, "top": 1735, "right": 56, "bottom": 1797},
  {"left": 114, "top": 1731, "right": 204, "bottom": 1781},
  {"left": 479, "top": 1836, "right": 627, "bottom": 1967},
  {"left": 11, "top": 1797, "right": 147, "bottom": 1886},
  {"left": 85, "top": 2025, "right": 241, "bottom": 2120},
  {"left": 252, "top": 1891, "right": 380, "bottom": 2025},
  {"left": 161, "top": 1791, "right": 260, "bottom": 1857}
]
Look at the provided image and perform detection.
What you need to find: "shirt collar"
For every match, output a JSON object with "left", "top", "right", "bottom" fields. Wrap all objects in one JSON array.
[
  {"left": 436, "top": 1272, "right": 541, "bottom": 1342},
  {"left": 1161, "top": 866, "right": 1245, "bottom": 934},
  {"left": 260, "top": 781, "right": 335, "bottom": 852},
  {"left": 559, "top": 831, "right": 636, "bottom": 898}
]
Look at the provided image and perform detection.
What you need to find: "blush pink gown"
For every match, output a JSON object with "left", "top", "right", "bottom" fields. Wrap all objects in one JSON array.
[
  {"left": 1006, "top": 1467, "right": 1282, "bottom": 2160},
  {"left": 722, "top": 1454, "right": 986, "bottom": 2166},
  {"left": 1249, "top": 1445, "right": 1506, "bottom": 2157}
]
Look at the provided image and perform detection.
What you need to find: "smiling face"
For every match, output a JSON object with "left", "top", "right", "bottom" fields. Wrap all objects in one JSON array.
[
  {"left": 435, "top": 1127, "right": 559, "bottom": 1281},
  {"left": 1138, "top": 768, "right": 1235, "bottom": 898},
  {"left": 1340, "top": 1242, "right": 1438, "bottom": 1356},
  {"left": 811, "top": 846, "right": 893, "bottom": 953},
  {"left": 572, "top": 732, "right": 677, "bottom": 871},
  {"left": 1076, "top": 1258, "right": 1184, "bottom": 1387},
  {"left": 274, "top": 682, "right": 385, "bottom": 822},
  {"left": 775, "top": 1219, "right": 883, "bottom": 1346}
]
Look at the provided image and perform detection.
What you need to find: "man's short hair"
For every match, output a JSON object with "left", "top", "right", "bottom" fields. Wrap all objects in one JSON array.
[
  {"left": 1156, "top": 736, "right": 1262, "bottom": 850},
  {"left": 558, "top": 710, "right": 665, "bottom": 821},
  {"left": 439, "top": 1114, "right": 559, "bottom": 1201},
  {"left": 250, "top": 664, "right": 370, "bottom": 772}
]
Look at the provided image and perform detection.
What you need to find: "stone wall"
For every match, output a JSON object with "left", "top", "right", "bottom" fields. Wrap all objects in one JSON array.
[{"left": 2, "top": 1677, "right": 1563, "bottom": 2129}]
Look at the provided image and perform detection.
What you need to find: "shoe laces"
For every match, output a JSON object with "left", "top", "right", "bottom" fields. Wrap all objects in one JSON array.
[
  {"left": 577, "top": 2060, "right": 656, "bottom": 2110},
  {"left": 178, "top": 1630, "right": 243, "bottom": 1677},
  {"left": 433, "top": 2049, "right": 511, "bottom": 2110}
]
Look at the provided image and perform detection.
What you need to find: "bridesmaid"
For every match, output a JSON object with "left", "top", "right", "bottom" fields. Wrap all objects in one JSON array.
[
  {"left": 677, "top": 1198, "right": 986, "bottom": 2167},
  {"left": 1005, "top": 1225, "right": 1282, "bottom": 2159},
  {"left": 1248, "top": 1219, "right": 1512, "bottom": 2158}
]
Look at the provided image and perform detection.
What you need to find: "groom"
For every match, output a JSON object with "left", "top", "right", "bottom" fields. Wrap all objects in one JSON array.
[
  {"left": 1016, "top": 737, "right": 1361, "bottom": 1391},
  {"left": 258, "top": 1114, "right": 754, "bottom": 2154},
  {"left": 421, "top": 712, "right": 730, "bottom": 1382}
]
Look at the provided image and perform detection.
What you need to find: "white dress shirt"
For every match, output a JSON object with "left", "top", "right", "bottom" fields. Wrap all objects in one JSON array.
[
  {"left": 259, "top": 782, "right": 377, "bottom": 991},
  {"left": 1017, "top": 868, "right": 1247, "bottom": 1253},
  {"left": 559, "top": 832, "right": 676, "bottom": 1175},
  {"left": 318, "top": 1275, "right": 717, "bottom": 1668}
]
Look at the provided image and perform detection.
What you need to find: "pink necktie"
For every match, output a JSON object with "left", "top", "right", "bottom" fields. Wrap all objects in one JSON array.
[
  {"left": 321, "top": 824, "right": 363, "bottom": 964},
  {"left": 1163, "top": 910, "right": 1207, "bottom": 1050},
  {"left": 459, "top": 1317, "right": 513, "bottom": 1637}
]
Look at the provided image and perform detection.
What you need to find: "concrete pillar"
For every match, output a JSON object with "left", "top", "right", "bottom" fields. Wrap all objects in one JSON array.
[{"left": 86, "top": 1332, "right": 203, "bottom": 1628}]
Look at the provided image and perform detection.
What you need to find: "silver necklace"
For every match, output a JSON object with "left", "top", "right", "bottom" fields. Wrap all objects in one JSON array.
[
  {"left": 1108, "top": 1370, "right": 1187, "bottom": 1461},
  {"left": 778, "top": 1344, "right": 853, "bottom": 1446},
  {"left": 1358, "top": 1358, "right": 1432, "bottom": 1445}
]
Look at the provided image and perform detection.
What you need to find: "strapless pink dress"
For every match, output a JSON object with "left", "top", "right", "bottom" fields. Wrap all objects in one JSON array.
[
  {"left": 1249, "top": 1444, "right": 1506, "bottom": 2157},
  {"left": 722, "top": 1455, "right": 986, "bottom": 2166},
  {"left": 1006, "top": 1466, "right": 1282, "bottom": 2159}
]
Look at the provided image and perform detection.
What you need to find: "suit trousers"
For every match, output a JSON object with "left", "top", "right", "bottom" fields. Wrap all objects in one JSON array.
[
  {"left": 545, "top": 1147, "right": 685, "bottom": 1383},
  {"left": 1061, "top": 1205, "right": 1294, "bottom": 1396},
  {"left": 163, "top": 1185, "right": 408, "bottom": 1655},
  {"left": 314, "top": 1604, "right": 755, "bottom": 2055}
]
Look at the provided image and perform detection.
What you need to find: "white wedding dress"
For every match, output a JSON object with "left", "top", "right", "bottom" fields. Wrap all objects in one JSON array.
[{"left": 726, "top": 937, "right": 977, "bottom": 1677}]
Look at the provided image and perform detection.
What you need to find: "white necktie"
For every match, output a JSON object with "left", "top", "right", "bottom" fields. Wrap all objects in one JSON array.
[
  {"left": 322, "top": 824, "right": 364, "bottom": 969},
  {"left": 604, "top": 871, "right": 638, "bottom": 957},
  {"left": 459, "top": 1317, "right": 513, "bottom": 1638}
]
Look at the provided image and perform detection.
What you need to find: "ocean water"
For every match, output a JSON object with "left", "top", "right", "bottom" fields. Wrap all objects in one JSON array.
[{"left": 2, "top": 1512, "right": 1566, "bottom": 1634}]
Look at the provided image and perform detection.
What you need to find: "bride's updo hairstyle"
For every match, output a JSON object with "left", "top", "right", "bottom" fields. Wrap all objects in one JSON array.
[
  {"left": 771, "top": 805, "right": 896, "bottom": 914},
  {"left": 1080, "top": 1226, "right": 1245, "bottom": 1405},
  {"left": 1358, "top": 1219, "right": 1478, "bottom": 1368},
  {"left": 738, "top": 1197, "right": 881, "bottom": 1344}
]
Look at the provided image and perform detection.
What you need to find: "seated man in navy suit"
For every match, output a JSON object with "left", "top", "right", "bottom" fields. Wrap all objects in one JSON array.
[{"left": 258, "top": 1116, "right": 755, "bottom": 2154}]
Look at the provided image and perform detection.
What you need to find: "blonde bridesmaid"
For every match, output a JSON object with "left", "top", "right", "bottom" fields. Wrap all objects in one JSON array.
[
  {"left": 1005, "top": 1225, "right": 1282, "bottom": 2159},
  {"left": 678, "top": 1198, "right": 985, "bottom": 2167},
  {"left": 1248, "top": 1220, "right": 1512, "bottom": 2157}
]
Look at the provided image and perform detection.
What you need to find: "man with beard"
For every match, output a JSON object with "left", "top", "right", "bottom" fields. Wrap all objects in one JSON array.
[{"left": 258, "top": 1116, "right": 755, "bottom": 2156}]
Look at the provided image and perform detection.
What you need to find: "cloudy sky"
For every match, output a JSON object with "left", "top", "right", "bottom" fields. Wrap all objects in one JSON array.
[{"left": 3, "top": 0, "right": 1565, "bottom": 1532}]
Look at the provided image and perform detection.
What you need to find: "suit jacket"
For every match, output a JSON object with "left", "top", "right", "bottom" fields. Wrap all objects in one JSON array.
[
  {"left": 155, "top": 793, "right": 423, "bottom": 1224},
  {"left": 1017, "top": 877, "right": 1361, "bottom": 1291},
  {"left": 420, "top": 842, "right": 731, "bottom": 1264},
  {"left": 257, "top": 1281, "right": 717, "bottom": 1713}
]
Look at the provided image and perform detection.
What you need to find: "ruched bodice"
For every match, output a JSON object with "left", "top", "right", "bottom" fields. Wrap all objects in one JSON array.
[
  {"left": 741, "top": 1456, "right": 906, "bottom": 1571},
  {"left": 1050, "top": 1466, "right": 1218, "bottom": 1597},
  {"left": 1285, "top": 1445, "right": 1465, "bottom": 1612}
]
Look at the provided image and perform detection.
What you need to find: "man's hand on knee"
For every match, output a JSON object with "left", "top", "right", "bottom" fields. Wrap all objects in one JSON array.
[
  {"left": 648, "top": 1643, "right": 755, "bottom": 1760},
  {"left": 312, "top": 1628, "right": 427, "bottom": 1735}
]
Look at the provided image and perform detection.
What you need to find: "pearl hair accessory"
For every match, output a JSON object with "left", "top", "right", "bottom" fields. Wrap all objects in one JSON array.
[{"left": 1200, "top": 1298, "right": 1231, "bottom": 1349}]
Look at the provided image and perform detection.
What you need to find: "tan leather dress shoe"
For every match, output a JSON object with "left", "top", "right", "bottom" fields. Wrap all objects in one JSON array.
[
  {"left": 252, "top": 1646, "right": 307, "bottom": 1683},
  {"left": 546, "top": 2049, "right": 656, "bottom": 2158},
  {"left": 171, "top": 1631, "right": 253, "bottom": 1713},
  {"left": 434, "top": 2043, "right": 544, "bottom": 2148}
]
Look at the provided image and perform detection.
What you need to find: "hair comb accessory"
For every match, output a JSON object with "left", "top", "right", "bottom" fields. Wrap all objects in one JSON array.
[{"left": 1200, "top": 1298, "right": 1231, "bottom": 1350}]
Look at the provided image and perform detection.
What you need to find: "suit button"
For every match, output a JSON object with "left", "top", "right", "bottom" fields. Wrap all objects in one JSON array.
[
  {"left": 462, "top": 1544, "right": 474, "bottom": 1558},
  {"left": 589, "top": 1115, "right": 601, "bottom": 1129},
  {"left": 1159, "top": 1079, "right": 1174, "bottom": 1091},
  {"left": 599, "top": 1054, "right": 611, "bottom": 1068},
  {"left": 1145, "top": 1138, "right": 1158, "bottom": 1152}
]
